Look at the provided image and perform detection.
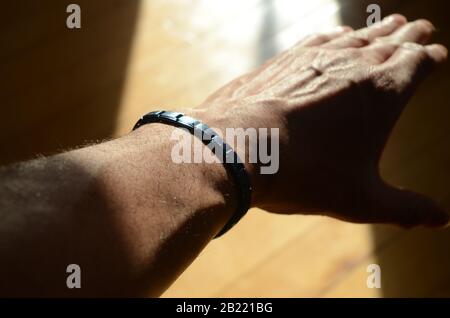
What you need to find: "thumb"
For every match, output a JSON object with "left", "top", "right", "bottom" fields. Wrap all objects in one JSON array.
[{"left": 369, "top": 182, "right": 449, "bottom": 228}]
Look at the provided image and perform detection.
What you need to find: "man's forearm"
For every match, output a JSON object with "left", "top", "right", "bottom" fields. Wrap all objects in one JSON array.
[
  {"left": 1, "top": 15, "right": 448, "bottom": 298},
  {"left": 0, "top": 123, "right": 236, "bottom": 296}
]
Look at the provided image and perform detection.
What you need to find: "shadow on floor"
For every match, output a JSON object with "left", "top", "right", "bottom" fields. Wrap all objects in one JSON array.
[
  {"left": 0, "top": 0, "right": 140, "bottom": 165},
  {"left": 338, "top": 0, "right": 450, "bottom": 297}
]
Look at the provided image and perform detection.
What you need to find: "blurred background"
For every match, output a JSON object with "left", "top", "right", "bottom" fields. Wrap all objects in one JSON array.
[{"left": 1, "top": 0, "right": 449, "bottom": 297}]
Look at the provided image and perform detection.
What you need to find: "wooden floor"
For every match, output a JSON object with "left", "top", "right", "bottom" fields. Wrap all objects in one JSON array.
[{"left": 1, "top": 0, "right": 450, "bottom": 297}]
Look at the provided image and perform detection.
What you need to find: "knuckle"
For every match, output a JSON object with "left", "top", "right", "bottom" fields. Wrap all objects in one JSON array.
[
  {"left": 401, "top": 42, "right": 429, "bottom": 62},
  {"left": 389, "top": 42, "right": 401, "bottom": 50},
  {"left": 388, "top": 14, "right": 407, "bottom": 26},
  {"left": 372, "top": 37, "right": 385, "bottom": 44},
  {"left": 370, "top": 68, "right": 399, "bottom": 94},
  {"left": 383, "top": 42, "right": 402, "bottom": 53},
  {"left": 373, "top": 40, "right": 401, "bottom": 53},
  {"left": 340, "top": 25, "right": 354, "bottom": 32},
  {"left": 401, "top": 42, "right": 426, "bottom": 54},
  {"left": 348, "top": 33, "right": 371, "bottom": 47},
  {"left": 313, "top": 34, "right": 330, "bottom": 43}
]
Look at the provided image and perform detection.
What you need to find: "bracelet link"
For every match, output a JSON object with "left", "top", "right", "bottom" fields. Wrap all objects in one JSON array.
[{"left": 133, "top": 110, "right": 252, "bottom": 238}]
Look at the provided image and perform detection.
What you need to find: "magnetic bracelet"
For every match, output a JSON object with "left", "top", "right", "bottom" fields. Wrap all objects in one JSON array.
[{"left": 133, "top": 110, "right": 252, "bottom": 238}]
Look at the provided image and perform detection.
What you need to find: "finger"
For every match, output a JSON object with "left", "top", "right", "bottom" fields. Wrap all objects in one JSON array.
[
  {"left": 363, "top": 41, "right": 443, "bottom": 64},
  {"left": 380, "top": 19, "right": 436, "bottom": 45},
  {"left": 425, "top": 43, "right": 449, "bottom": 64},
  {"left": 296, "top": 26, "right": 353, "bottom": 48},
  {"left": 363, "top": 42, "right": 400, "bottom": 64},
  {"left": 362, "top": 18, "right": 439, "bottom": 63},
  {"left": 379, "top": 42, "right": 447, "bottom": 93},
  {"left": 323, "top": 14, "right": 407, "bottom": 49},
  {"left": 369, "top": 183, "right": 449, "bottom": 228}
]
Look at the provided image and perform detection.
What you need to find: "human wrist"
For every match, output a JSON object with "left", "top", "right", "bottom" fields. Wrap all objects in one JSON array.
[
  {"left": 185, "top": 105, "right": 273, "bottom": 207},
  {"left": 127, "top": 121, "right": 239, "bottom": 237}
]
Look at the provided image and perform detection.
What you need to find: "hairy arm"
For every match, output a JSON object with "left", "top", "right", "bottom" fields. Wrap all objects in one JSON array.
[
  {"left": 0, "top": 124, "right": 237, "bottom": 297},
  {"left": 0, "top": 14, "right": 449, "bottom": 297}
]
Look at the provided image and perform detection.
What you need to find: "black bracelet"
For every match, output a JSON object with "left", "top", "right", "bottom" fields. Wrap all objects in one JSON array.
[{"left": 133, "top": 110, "right": 252, "bottom": 238}]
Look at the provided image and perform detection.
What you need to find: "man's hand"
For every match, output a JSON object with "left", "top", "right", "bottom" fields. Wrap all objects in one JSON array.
[
  {"left": 1, "top": 13, "right": 448, "bottom": 297},
  {"left": 191, "top": 14, "right": 449, "bottom": 227}
]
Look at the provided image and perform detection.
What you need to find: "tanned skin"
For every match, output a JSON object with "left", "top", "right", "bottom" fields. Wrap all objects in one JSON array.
[{"left": 0, "top": 14, "right": 448, "bottom": 296}]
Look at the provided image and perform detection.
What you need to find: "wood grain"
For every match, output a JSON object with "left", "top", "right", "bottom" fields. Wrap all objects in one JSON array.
[{"left": 1, "top": 0, "right": 449, "bottom": 297}]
